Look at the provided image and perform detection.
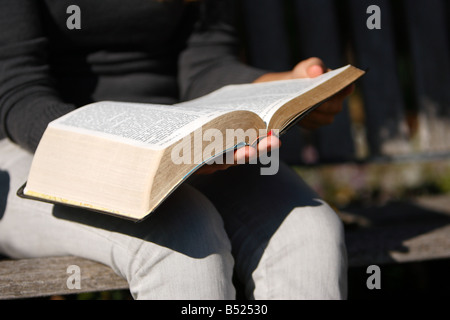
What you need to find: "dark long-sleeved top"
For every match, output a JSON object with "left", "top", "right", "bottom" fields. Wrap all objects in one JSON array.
[{"left": 0, "top": 0, "right": 266, "bottom": 152}]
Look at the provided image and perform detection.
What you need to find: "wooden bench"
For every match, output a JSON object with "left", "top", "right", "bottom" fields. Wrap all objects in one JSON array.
[
  {"left": 1, "top": 194, "right": 449, "bottom": 299},
  {"left": 0, "top": 256, "right": 129, "bottom": 299},
  {"left": 1, "top": 0, "right": 450, "bottom": 299}
]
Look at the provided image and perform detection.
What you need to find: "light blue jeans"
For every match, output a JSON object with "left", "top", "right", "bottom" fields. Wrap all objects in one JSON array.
[{"left": 0, "top": 138, "right": 347, "bottom": 299}]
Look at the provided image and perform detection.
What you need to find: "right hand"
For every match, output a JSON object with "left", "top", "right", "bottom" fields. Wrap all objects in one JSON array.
[{"left": 195, "top": 132, "right": 281, "bottom": 175}]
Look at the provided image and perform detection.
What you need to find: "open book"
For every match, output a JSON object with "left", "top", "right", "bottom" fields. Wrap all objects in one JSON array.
[{"left": 18, "top": 65, "right": 365, "bottom": 221}]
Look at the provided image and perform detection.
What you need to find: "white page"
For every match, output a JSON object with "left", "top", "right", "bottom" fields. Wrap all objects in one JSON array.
[
  {"left": 175, "top": 65, "right": 350, "bottom": 123},
  {"left": 51, "top": 66, "right": 349, "bottom": 148},
  {"left": 52, "top": 101, "right": 229, "bottom": 149}
]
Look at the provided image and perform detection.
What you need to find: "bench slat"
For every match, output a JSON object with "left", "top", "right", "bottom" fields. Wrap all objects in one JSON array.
[
  {"left": 341, "top": 194, "right": 450, "bottom": 267},
  {"left": 0, "top": 256, "right": 128, "bottom": 299}
]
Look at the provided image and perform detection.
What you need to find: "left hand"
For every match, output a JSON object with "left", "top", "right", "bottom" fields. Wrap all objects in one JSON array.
[
  {"left": 254, "top": 57, "right": 354, "bottom": 130},
  {"left": 195, "top": 132, "right": 280, "bottom": 175}
]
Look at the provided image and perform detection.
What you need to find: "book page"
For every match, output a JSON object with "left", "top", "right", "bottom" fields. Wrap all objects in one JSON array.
[
  {"left": 51, "top": 66, "right": 350, "bottom": 148},
  {"left": 52, "top": 101, "right": 229, "bottom": 149},
  {"left": 175, "top": 65, "right": 351, "bottom": 124}
]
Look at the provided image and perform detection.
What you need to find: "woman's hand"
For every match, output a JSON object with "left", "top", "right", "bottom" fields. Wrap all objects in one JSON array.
[
  {"left": 195, "top": 132, "right": 281, "bottom": 175},
  {"left": 196, "top": 57, "right": 353, "bottom": 175}
]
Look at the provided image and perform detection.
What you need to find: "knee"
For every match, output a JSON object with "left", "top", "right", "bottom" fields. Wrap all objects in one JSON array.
[
  {"left": 266, "top": 199, "right": 346, "bottom": 267},
  {"left": 251, "top": 200, "right": 348, "bottom": 299},
  {"left": 122, "top": 241, "right": 235, "bottom": 299},
  {"left": 290, "top": 200, "right": 346, "bottom": 252},
  {"left": 306, "top": 200, "right": 344, "bottom": 240},
  {"left": 114, "top": 227, "right": 235, "bottom": 299},
  {"left": 107, "top": 184, "right": 236, "bottom": 299}
]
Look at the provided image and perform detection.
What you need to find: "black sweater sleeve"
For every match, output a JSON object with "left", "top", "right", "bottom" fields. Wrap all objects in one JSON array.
[
  {"left": 0, "top": 0, "right": 76, "bottom": 152},
  {"left": 0, "top": 0, "right": 267, "bottom": 153},
  {"left": 178, "top": 0, "right": 266, "bottom": 101}
]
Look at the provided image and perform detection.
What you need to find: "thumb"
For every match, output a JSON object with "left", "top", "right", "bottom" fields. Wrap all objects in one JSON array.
[
  {"left": 292, "top": 57, "right": 327, "bottom": 79},
  {"left": 307, "top": 63, "right": 326, "bottom": 78}
]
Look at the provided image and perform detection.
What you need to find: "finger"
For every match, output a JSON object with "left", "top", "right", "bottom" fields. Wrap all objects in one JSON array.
[
  {"left": 331, "top": 83, "right": 355, "bottom": 100},
  {"left": 313, "top": 100, "right": 344, "bottom": 115},
  {"left": 342, "top": 83, "right": 355, "bottom": 96},
  {"left": 300, "top": 112, "right": 336, "bottom": 128},
  {"left": 292, "top": 57, "right": 326, "bottom": 78},
  {"left": 307, "top": 64, "right": 326, "bottom": 78},
  {"left": 304, "top": 57, "right": 327, "bottom": 76},
  {"left": 196, "top": 135, "right": 282, "bottom": 175},
  {"left": 196, "top": 145, "right": 253, "bottom": 175},
  {"left": 310, "top": 112, "right": 336, "bottom": 125},
  {"left": 299, "top": 122, "right": 321, "bottom": 131},
  {"left": 234, "top": 145, "right": 258, "bottom": 164},
  {"left": 257, "top": 135, "right": 281, "bottom": 155},
  {"left": 314, "top": 86, "right": 353, "bottom": 114}
]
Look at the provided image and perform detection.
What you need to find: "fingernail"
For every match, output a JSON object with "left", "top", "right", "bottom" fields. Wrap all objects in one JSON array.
[{"left": 268, "top": 130, "right": 278, "bottom": 137}]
